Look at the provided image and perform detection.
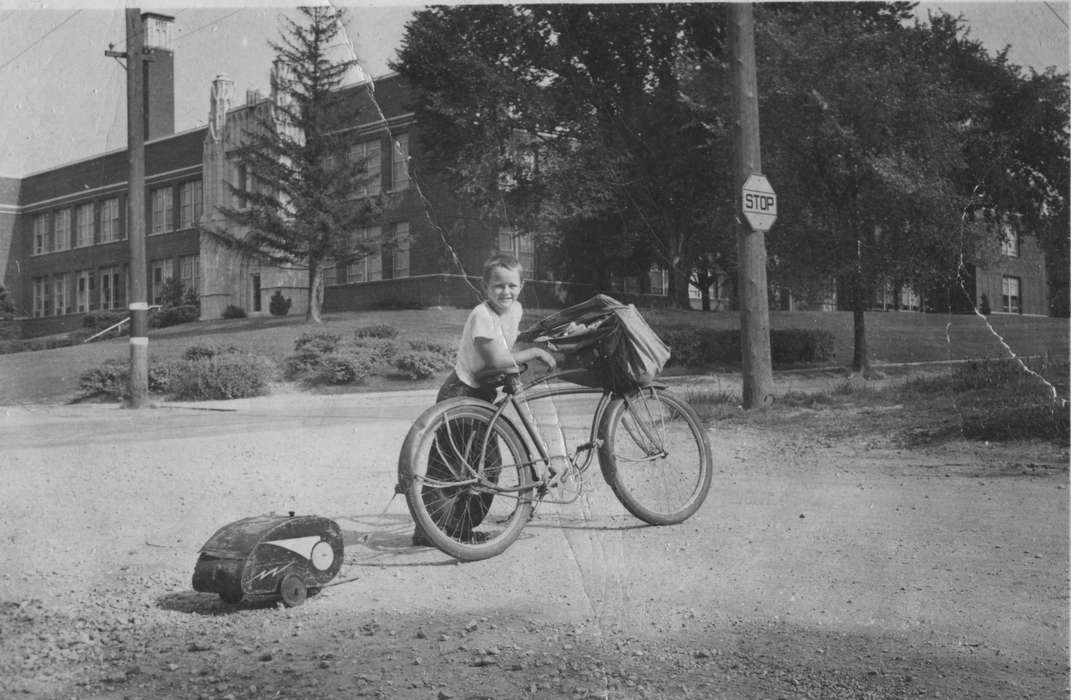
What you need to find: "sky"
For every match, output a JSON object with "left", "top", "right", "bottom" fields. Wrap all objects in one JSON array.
[{"left": 0, "top": 1, "right": 1067, "bottom": 178}]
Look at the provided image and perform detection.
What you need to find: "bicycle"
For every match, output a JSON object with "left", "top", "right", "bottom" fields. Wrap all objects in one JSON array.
[{"left": 395, "top": 360, "right": 713, "bottom": 562}]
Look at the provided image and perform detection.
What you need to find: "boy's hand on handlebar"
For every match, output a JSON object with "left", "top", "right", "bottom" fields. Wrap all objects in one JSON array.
[{"left": 535, "top": 347, "right": 557, "bottom": 370}]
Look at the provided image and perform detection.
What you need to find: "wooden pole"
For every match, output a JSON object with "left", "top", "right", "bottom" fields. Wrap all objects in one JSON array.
[
  {"left": 125, "top": 8, "right": 149, "bottom": 407},
  {"left": 728, "top": 3, "right": 774, "bottom": 408}
]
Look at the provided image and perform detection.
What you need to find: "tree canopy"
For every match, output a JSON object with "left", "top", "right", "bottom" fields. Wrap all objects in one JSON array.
[{"left": 391, "top": 2, "right": 1067, "bottom": 345}]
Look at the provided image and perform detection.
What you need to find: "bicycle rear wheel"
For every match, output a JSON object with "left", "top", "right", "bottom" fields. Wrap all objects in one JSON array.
[
  {"left": 597, "top": 388, "right": 712, "bottom": 525},
  {"left": 399, "top": 398, "right": 534, "bottom": 561}
]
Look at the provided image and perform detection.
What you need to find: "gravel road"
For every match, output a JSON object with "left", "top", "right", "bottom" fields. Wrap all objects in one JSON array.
[{"left": 1, "top": 383, "right": 1067, "bottom": 699}]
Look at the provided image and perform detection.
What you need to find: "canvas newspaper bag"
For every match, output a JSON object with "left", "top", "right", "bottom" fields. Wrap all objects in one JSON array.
[{"left": 518, "top": 294, "right": 671, "bottom": 390}]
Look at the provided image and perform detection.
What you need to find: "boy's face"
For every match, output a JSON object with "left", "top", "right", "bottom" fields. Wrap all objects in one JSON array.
[{"left": 484, "top": 265, "right": 522, "bottom": 314}]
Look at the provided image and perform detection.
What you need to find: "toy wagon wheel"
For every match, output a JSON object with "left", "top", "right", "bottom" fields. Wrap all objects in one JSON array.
[
  {"left": 219, "top": 592, "right": 243, "bottom": 605},
  {"left": 279, "top": 574, "right": 307, "bottom": 607}
]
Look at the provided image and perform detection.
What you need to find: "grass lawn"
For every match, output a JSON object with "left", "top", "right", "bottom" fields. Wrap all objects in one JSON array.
[{"left": 0, "top": 307, "right": 1066, "bottom": 406}]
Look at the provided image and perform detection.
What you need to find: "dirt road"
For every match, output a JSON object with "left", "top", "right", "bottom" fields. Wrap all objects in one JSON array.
[{"left": 0, "top": 386, "right": 1067, "bottom": 699}]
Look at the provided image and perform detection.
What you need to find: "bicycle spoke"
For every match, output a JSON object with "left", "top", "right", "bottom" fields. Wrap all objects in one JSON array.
[
  {"left": 403, "top": 400, "right": 536, "bottom": 559},
  {"left": 600, "top": 389, "right": 712, "bottom": 526}
]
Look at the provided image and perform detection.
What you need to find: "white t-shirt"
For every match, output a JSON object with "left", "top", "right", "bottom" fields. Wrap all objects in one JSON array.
[{"left": 455, "top": 301, "right": 523, "bottom": 388}]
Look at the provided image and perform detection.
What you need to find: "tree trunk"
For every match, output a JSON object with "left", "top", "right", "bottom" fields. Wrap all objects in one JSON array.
[
  {"left": 307, "top": 264, "right": 324, "bottom": 323},
  {"left": 671, "top": 265, "right": 691, "bottom": 309},
  {"left": 696, "top": 269, "right": 712, "bottom": 311},
  {"left": 851, "top": 273, "right": 869, "bottom": 373}
]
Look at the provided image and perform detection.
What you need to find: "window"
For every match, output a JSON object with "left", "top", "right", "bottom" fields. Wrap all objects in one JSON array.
[
  {"left": 179, "top": 255, "right": 199, "bottom": 295},
  {"left": 100, "top": 198, "right": 121, "bottom": 242},
  {"left": 150, "top": 187, "right": 173, "bottom": 234},
  {"left": 52, "top": 273, "right": 71, "bottom": 315},
  {"left": 32, "top": 214, "right": 50, "bottom": 255},
  {"left": 99, "top": 266, "right": 124, "bottom": 311},
  {"left": 251, "top": 273, "right": 262, "bottom": 313},
  {"left": 75, "top": 269, "right": 96, "bottom": 313},
  {"left": 151, "top": 259, "right": 173, "bottom": 305},
  {"left": 497, "top": 226, "right": 534, "bottom": 273},
  {"left": 349, "top": 139, "right": 382, "bottom": 198},
  {"left": 179, "top": 180, "right": 203, "bottom": 229},
  {"left": 1000, "top": 225, "right": 1019, "bottom": 257},
  {"left": 75, "top": 203, "right": 94, "bottom": 247},
  {"left": 347, "top": 226, "right": 382, "bottom": 282},
  {"left": 1001, "top": 276, "right": 1021, "bottom": 314},
  {"left": 323, "top": 264, "right": 339, "bottom": 287},
  {"left": 610, "top": 273, "right": 641, "bottom": 295},
  {"left": 648, "top": 267, "right": 668, "bottom": 296},
  {"left": 391, "top": 134, "right": 409, "bottom": 191},
  {"left": 32, "top": 277, "right": 49, "bottom": 317},
  {"left": 899, "top": 286, "right": 920, "bottom": 311},
  {"left": 230, "top": 161, "right": 249, "bottom": 208},
  {"left": 53, "top": 210, "right": 71, "bottom": 252},
  {"left": 392, "top": 223, "right": 410, "bottom": 279}
]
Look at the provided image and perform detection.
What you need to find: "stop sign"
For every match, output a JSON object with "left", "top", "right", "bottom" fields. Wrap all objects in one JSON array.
[{"left": 741, "top": 174, "right": 777, "bottom": 232}]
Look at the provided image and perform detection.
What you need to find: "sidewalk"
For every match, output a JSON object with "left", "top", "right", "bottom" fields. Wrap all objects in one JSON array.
[{"left": 1, "top": 362, "right": 948, "bottom": 419}]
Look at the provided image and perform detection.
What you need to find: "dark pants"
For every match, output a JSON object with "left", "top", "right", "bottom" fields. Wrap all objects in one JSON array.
[{"left": 413, "top": 372, "right": 499, "bottom": 545}]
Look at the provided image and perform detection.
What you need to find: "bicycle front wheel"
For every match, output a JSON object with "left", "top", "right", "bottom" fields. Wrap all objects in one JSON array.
[
  {"left": 597, "top": 388, "right": 712, "bottom": 525},
  {"left": 398, "top": 398, "right": 534, "bottom": 561}
]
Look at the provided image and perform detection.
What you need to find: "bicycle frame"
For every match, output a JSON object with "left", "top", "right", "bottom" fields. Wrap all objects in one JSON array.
[{"left": 465, "top": 368, "right": 614, "bottom": 494}]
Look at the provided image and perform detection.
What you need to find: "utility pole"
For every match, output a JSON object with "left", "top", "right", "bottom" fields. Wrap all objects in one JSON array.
[
  {"left": 107, "top": 9, "right": 150, "bottom": 407},
  {"left": 728, "top": 3, "right": 774, "bottom": 409}
]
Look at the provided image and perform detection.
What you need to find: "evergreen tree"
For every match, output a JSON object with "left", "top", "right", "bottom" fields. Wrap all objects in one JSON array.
[{"left": 207, "top": 6, "right": 381, "bottom": 322}]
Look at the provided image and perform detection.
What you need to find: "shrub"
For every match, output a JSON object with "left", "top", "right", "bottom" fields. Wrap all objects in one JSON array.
[
  {"left": 352, "top": 337, "right": 401, "bottom": 365},
  {"left": 183, "top": 343, "right": 242, "bottom": 361},
  {"left": 77, "top": 358, "right": 129, "bottom": 399},
  {"left": 394, "top": 350, "right": 453, "bottom": 380},
  {"left": 658, "top": 328, "right": 740, "bottom": 368},
  {"left": 168, "top": 354, "right": 275, "bottom": 401},
  {"left": 158, "top": 278, "right": 198, "bottom": 309},
  {"left": 222, "top": 305, "right": 247, "bottom": 319},
  {"left": 354, "top": 323, "right": 400, "bottom": 339},
  {"left": 150, "top": 304, "right": 200, "bottom": 329},
  {"left": 269, "top": 291, "right": 292, "bottom": 317},
  {"left": 285, "top": 333, "right": 379, "bottom": 385},
  {"left": 309, "top": 350, "right": 375, "bottom": 385},
  {"left": 285, "top": 346, "right": 376, "bottom": 386},
  {"left": 408, "top": 339, "right": 454, "bottom": 359},
  {"left": 294, "top": 332, "right": 342, "bottom": 354},
  {"left": 77, "top": 357, "right": 176, "bottom": 400},
  {"left": 770, "top": 329, "right": 836, "bottom": 365},
  {"left": 82, "top": 312, "right": 127, "bottom": 330},
  {"left": 655, "top": 327, "right": 833, "bottom": 368}
]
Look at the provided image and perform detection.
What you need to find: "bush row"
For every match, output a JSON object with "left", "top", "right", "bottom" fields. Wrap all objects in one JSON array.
[
  {"left": 77, "top": 344, "right": 274, "bottom": 402},
  {"left": 282, "top": 325, "right": 454, "bottom": 385},
  {"left": 656, "top": 327, "right": 835, "bottom": 368}
]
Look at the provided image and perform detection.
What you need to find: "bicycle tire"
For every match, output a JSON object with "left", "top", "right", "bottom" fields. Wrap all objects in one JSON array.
[
  {"left": 398, "top": 398, "right": 535, "bottom": 561},
  {"left": 597, "top": 387, "right": 712, "bottom": 525}
]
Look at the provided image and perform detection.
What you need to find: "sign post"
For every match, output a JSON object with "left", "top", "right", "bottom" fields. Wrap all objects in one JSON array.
[{"left": 729, "top": 3, "right": 775, "bottom": 409}]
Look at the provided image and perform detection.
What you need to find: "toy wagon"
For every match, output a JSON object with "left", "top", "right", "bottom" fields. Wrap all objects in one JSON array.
[{"left": 192, "top": 513, "right": 344, "bottom": 607}]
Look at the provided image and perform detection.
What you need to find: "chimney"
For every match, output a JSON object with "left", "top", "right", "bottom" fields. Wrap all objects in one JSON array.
[{"left": 141, "top": 12, "right": 175, "bottom": 140}]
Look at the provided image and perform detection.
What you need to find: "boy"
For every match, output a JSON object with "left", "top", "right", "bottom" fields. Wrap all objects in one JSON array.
[{"left": 413, "top": 253, "right": 557, "bottom": 546}]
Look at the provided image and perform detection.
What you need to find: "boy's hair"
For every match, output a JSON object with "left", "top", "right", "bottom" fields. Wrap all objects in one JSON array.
[{"left": 482, "top": 253, "right": 523, "bottom": 283}]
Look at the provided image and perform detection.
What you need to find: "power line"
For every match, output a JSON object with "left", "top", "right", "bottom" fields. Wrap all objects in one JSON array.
[
  {"left": 1043, "top": 2, "right": 1069, "bottom": 29},
  {"left": 0, "top": 10, "right": 81, "bottom": 74}
]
